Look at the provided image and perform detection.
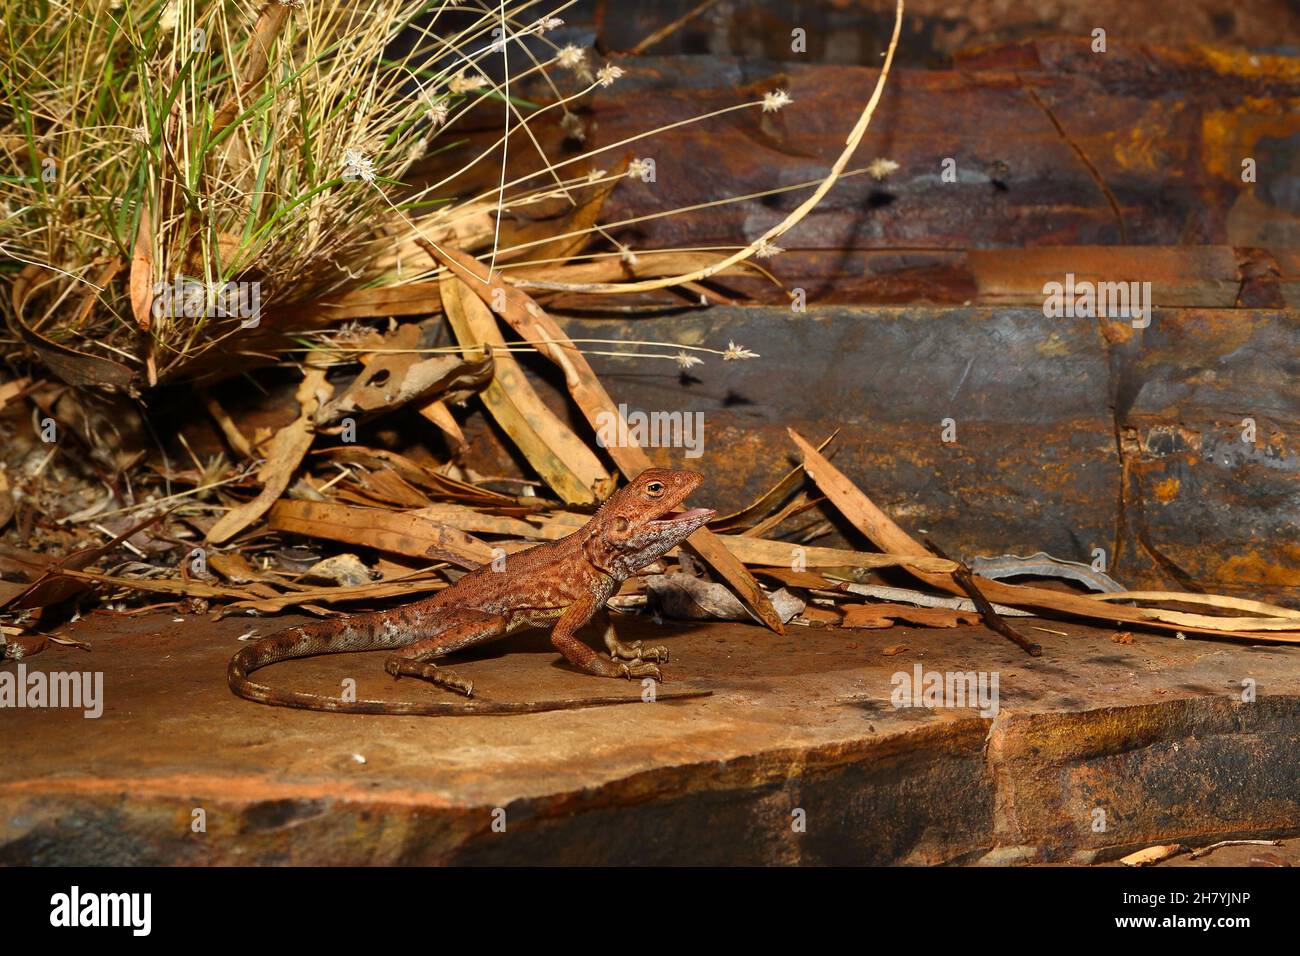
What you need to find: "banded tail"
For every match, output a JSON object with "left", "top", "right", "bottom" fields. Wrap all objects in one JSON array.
[{"left": 228, "top": 615, "right": 710, "bottom": 716}]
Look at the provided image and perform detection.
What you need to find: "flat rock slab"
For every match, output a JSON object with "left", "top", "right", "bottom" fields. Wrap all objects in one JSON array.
[{"left": 2, "top": 611, "right": 1298, "bottom": 865}]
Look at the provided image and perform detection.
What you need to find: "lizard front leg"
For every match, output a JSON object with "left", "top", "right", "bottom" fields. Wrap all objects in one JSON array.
[
  {"left": 384, "top": 608, "right": 506, "bottom": 698},
  {"left": 551, "top": 597, "right": 663, "bottom": 682},
  {"left": 595, "top": 609, "right": 669, "bottom": 664}
]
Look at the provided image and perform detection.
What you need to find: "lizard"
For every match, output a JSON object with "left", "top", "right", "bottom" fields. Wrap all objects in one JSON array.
[{"left": 228, "top": 468, "right": 716, "bottom": 715}]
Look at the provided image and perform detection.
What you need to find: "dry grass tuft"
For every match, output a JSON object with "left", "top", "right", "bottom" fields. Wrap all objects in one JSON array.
[{"left": 1, "top": 1, "right": 591, "bottom": 382}]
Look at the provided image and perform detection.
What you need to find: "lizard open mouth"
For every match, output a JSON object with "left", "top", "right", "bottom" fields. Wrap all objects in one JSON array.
[{"left": 651, "top": 507, "right": 715, "bottom": 525}]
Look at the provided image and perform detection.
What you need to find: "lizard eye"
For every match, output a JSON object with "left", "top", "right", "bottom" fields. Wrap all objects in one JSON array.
[{"left": 645, "top": 481, "right": 665, "bottom": 497}]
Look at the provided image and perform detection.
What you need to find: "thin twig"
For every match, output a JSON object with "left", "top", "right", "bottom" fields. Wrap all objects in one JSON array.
[
  {"left": 1188, "top": 839, "right": 1281, "bottom": 860},
  {"left": 927, "top": 539, "right": 1043, "bottom": 657},
  {"left": 626, "top": 0, "right": 721, "bottom": 55}
]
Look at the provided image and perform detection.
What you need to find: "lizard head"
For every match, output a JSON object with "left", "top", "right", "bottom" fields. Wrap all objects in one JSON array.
[{"left": 585, "top": 468, "right": 715, "bottom": 577}]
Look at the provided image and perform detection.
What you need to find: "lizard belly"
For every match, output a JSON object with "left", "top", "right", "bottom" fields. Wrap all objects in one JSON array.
[{"left": 506, "top": 607, "right": 567, "bottom": 631}]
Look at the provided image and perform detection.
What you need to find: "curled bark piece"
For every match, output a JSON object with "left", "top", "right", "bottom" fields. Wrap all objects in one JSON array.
[{"left": 647, "top": 573, "right": 804, "bottom": 624}]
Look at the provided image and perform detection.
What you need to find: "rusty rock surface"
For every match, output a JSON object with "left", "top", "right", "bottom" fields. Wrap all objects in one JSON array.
[
  {"left": 472, "top": 43, "right": 1300, "bottom": 264},
  {"left": 584, "top": 0, "right": 1300, "bottom": 65},
  {"left": 426, "top": 41, "right": 1300, "bottom": 310},
  {"left": 1, "top": 610, "right": 1298, "bottom": 865}
]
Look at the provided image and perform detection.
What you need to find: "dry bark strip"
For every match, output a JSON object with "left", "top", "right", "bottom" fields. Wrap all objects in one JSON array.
[
  {"left": 713, "top": 534, "right": 956, "bottom": 572},
  {"left": 1120, "top": 844, "right": 1185, "bottom": 867},
  {"left": 840, "top": 603, "right": 979, "bottom": 629},
  {"left": 7, "top": 267, "right": 137, "bottom": 391},
  {"left": 421, "top": 240, "right": 786, "bottom": 634},
  {"left": 500, "top": 162, "right": 626, "bottom": 266},
  {"left": 268, "top": 499, "right": 495, "bottom": 568},
  {"left": 410, "top": 503, "right": 540, "bottom": 538},
  {"left": 509, "top": 251, "right": 773, "bottom": 296},
  {"left": 1088, "top": 591, "right": 1300, "bottom": 620}
]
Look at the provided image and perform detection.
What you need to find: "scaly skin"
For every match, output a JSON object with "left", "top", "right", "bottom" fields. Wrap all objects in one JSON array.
[{"left": 228, "top": 469, "right": 715, "bottom": 715}]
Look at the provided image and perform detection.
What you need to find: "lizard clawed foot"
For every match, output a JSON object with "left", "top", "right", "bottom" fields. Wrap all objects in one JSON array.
[
  {"left": 614, "top": 659, "right": 664, "bottom": 682},
  {"left": 605, "top": 637, "right": 670, "bottom": 663},
  {"left": 385, "top": 657, "right": 474, "bottom": 698}
]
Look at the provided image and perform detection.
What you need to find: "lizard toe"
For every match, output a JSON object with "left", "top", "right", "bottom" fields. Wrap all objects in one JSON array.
[{"left": 625, "top": 661, "right": 663, "bottom": 681}]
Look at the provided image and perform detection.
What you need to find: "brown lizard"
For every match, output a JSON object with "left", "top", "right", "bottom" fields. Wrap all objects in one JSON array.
[{"left": 228, "top": 468, "right": 716, "bottom": 715}]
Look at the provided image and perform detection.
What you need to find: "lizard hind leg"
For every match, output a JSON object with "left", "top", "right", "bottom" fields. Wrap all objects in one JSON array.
[
  {"left": 384, "top": 608, "right": 507, "bottom": 699},
  {"left": 386, "top": 659, "right": 477, "bottom": 698},
  {"left": 552, "top": 603, "right": 665, "bottom": 683}
]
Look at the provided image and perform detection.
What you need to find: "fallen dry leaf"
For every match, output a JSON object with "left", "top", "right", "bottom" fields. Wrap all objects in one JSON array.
[
  {"left": 418, "top": 398, "right": 466, "bottom": 450},
  {"left": 1120, "top": 844, "right": 1185, "bottom": 867},
  {"left": 128, "top": 195, "right": 153, "bottom": 332},
  {"left": 314, "top": 322, "right": 492, "bottom": 425},
  {"left": 314, "top": 446, "right": 515, "bottom": 507},
  {"left": 2, "top": 633, "right": 49, "bottom": 661},
  {"left": 345, "top": 467, "right": 434, "bottom": 509},
  {"left": 707, "top": 435, "right": 833, "bottom": 531},
  {"left": 496, "top": 159, "right": 625, "bottom": 265},
  {"left": 440, "top": 272, "right": 609, "bottom": 505},
  {"left": 207, "top": 367, "right": 330, "bottom": 545}
]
